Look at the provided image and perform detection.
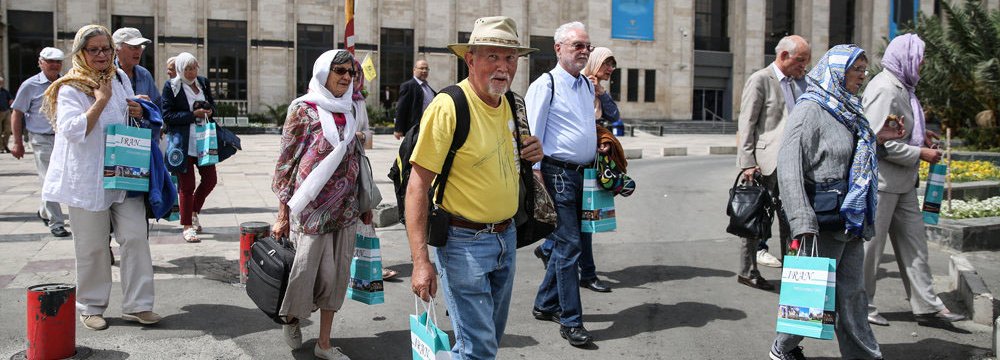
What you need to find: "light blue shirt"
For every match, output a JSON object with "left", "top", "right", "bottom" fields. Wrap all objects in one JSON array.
[
  {"left": 526, "top": 65, "right": 597, "bottom": 169},
  {"left": 11, "top": 72, "right": 57, "bottom": 134}
]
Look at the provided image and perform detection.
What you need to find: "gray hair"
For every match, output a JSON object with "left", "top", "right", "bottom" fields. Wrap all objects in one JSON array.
[
  {"left": 554, "top": 22, "right": 586, "bottom": 44},
  {"left": 775, "top": 36, "right": 803, "bottom": 56},
  {"left": 71, "top": 26, "right": 113, "bottom": 57},
  {"left": 331, "top": 50, "right": 354, "bottom": 66},
  {"left": 166, "top": 56, "right": 176, "bottom": 65}
]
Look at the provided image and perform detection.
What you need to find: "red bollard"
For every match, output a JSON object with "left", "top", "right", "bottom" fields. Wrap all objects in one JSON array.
[
  {"left": 239, "top": 222, "right": 271, "bottom": 284},
  {"left": 26, "top": 283, "right": 76, "bottom": 360}
]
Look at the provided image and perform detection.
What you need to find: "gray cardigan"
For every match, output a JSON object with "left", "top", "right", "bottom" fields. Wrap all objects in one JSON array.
[{"left": 777, "top": 101, "right": 881, "bottom": 241}]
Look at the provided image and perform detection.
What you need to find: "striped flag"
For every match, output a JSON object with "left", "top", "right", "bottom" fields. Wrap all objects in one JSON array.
[{"left": 344, "top": 0, "right": 355, "bottom": 55}]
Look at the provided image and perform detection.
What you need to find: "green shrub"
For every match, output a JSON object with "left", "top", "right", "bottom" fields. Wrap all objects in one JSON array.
[
  {"left": 959, "top": 127, "right": 1000, "bottom": 151},
  {"left": 367, "top": 102, "right": 395, "bottom": 127},
  {"left": 265, "top": 103, "right": 290, "bottom": 127},
  {"left": 214, "top": 102, "right": 239, "bottom": 117}
]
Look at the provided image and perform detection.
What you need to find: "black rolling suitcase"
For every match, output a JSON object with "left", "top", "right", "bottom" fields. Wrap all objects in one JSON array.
[{"left": 246, "top": 236, "right": 295, "bottom": 324}]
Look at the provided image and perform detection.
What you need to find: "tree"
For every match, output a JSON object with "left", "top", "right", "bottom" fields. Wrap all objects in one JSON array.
[{"left": 905, "top": 0, "right": 1000, "bottom": 131}]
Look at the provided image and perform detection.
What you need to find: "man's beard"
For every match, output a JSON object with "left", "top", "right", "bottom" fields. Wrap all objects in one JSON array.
[{"left": 487, "top": 72, "right": 510, "bottom": 96}]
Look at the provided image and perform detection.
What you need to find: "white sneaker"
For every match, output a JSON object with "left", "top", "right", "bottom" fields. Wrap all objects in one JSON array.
[
  {"left": 757, "top": 249, "right": 782, "bottom": 268},
  {"left": 314, "top": 344, "right": 351, "bottom": 360},
  {"left": 283, "top": 322, "right": 302, "bottom": 349}
]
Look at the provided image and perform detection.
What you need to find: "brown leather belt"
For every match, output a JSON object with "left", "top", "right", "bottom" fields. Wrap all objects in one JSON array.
[{"left": 450, "top": 217, "right": 513, "bottom": 233}]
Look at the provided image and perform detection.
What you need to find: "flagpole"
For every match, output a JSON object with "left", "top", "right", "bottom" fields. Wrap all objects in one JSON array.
[{"left": 345, "top": 0, "right": 355, "bottom": 55}]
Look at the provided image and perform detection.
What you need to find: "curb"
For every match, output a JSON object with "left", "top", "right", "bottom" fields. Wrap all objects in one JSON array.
[{"left": 950, "top": 254, "right": 997, "bottom": 326}]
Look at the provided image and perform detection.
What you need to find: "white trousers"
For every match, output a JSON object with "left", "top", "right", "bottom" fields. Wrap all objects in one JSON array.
[
  {"left": 69, "top": 196, "right": 155, "bottom": 315},
  {"left": 29, "top": 133, "right": 65, "bottom": 229},
  {"left": 863, "top": 188, "right": 945, "bottom": 316}
]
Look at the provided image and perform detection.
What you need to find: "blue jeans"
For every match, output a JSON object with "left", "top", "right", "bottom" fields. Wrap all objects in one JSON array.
[
  {"left": 434, "top": 224, "right": 517, "bottom": 360},
  {"left": 533, "top": 162, "right": 589, "bottom": 327},
  {"left": 540, "top": 235, "right": 597, "bottom": 281}
]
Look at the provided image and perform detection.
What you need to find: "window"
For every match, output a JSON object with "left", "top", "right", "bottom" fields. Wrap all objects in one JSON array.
[
  {"left": 829, "top": 0, "right": 856, "bottom": 46},
  {"left": 7, "top": 11, "right": 53, "bottom": 92},
  {"left": 456, "top": 32, "right": 471, "bottom": 82},
  {"left": 692, "top": 89, "right": 725, "bottom": 121},
  {"left": 626, "top": 69, "right": 639, "bottom": 102},
  {"left": 297, "top": 24, "right": 335, "bottom": 95},
  {"left": 644, "top": 70, "right": 656, "bottom": 102},
  {"left": 765, "top": 0, "right": 795, "bottom": 55},
  {"left": 609, "top": 68, "right": 621, "bottom": 102},
  {"left": 112, "top": 16, "right": 155, "bottom": 71},
  {"left": 207, "top": 20, "right": 248, "bottom": 100},
  {"left": 694, "top": 0, "right": 729, "bottom": 52},
  {"left": 380, "top": 28, "right": 414, "bottom": 100},
  {"left": 529, "top": 36, "right": 557, "bottom": 83},
  {"left": 891, "top": 0, "right": 918, "bottom": 37}
]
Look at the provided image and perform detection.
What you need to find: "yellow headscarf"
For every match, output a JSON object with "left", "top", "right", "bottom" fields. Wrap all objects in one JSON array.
[{"left": 41, "top": 24, "right": 119, "bottom": 131}]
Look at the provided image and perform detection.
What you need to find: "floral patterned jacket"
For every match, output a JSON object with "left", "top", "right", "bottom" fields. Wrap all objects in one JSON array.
[{"left": 272, "top": 101, "right": 361, "bottom": 234}]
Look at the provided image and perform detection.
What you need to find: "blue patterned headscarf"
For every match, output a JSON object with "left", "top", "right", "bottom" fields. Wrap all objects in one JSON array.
[{"left": 797, "top": 44, "right": 878, "bottom": 237}]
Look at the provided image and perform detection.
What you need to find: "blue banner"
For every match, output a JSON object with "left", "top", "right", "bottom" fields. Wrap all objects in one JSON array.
[{"left": 612, "top": 0, "right": 655, "bottom": 41}]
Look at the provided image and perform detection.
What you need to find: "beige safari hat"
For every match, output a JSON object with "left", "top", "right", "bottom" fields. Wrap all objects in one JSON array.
[{"left": 448, "top": 16, "right": 537, "bottom": 58}]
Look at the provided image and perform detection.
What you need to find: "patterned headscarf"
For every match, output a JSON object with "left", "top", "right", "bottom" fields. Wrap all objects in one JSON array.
[
  {"left": 797, "top": 44, "right": 878, "bottom": 237},
  {"left": 352, "top": 59, "right": 366, "bottom": 101},
  {"left": 882, "top": 33, "right": 926, "bottom": 146},
  {"left": 41, "top": 24, "right": 119, "bottom": 130}
]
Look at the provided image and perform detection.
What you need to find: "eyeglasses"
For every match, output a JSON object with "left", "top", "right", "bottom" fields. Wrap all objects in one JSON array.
[
  {"left": 563, "top": 42, "right": 594, "bottom": 53},
  {"left": 83, "top": 47, "right": 113, "bottom": 56},
  {"left": 124, "top": 44, "right": 146, "bottom": 51},
  {"left": 848, "top": 65, "right": 869, "bottom": 77},
  {"left": 603, "top": 60, "right": 617, "bottom": 69},
  {"left": 330, "top": 67, "right": 357, "bottom": 77}
]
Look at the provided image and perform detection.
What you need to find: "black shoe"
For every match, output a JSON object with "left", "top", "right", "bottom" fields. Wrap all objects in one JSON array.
[
  {"left": 768, "top": 346, "right": 807, "bottom": 360},
  {"left": 533, "top": 246, "right": 550, "bottom": 269},
  {"left": 532, "top": 307, "right": 560, "bottom": 324},
  {"left": 36, "top": 211, "right": 49, "bottom": 227},
  {"left": 580, "top": 278, "right": 611, "bottom": 293},
  {"left": 51, "top": 226, "right": 70, "bottom": 238},
  {"left": 738, "top": 270, "right": 774, "bottom": 291},
  {"left": 559, "top": 325, "right": 592, "bottom": 346}
]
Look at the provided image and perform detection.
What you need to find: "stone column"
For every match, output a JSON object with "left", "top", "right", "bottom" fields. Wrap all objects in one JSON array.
[
  {"left": 730, "top": 0, "right": 766, "bottom": 120},
  {"left": 795, "top": 0, "right": 830, "bottom": 64},
  {"left": 855, "top": 0, "right": 890, "bottom": 65}
]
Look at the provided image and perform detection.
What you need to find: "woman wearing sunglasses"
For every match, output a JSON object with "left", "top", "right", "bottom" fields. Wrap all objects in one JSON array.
[
  {"left": 271, "top": 49, "right": 372, "bottom": 360},
  {"left": 161, "top": 52, "right": 217, "bottom": 243}
]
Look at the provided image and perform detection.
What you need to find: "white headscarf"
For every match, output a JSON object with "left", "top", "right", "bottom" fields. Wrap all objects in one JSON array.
[
  {"left": 286, "top": 49, "right": 358, "bottom": 216},
  {"left": 170, "top": 52, "right": 199, "bottom": 95}
]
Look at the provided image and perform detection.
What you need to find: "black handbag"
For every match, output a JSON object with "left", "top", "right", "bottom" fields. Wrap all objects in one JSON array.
[
  {"left": 725, "top": 172, "right": 774, "bottom": 239},
  {"left": 246, "top": 236, "right": 296, "bottom": 325},
  {"left": 805, "top": 178, "right": 848, "bottom": 231}
]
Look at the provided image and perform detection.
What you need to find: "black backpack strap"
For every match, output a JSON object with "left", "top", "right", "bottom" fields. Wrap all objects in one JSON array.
[
  {"left": 431, "top": 85, "right": 471, "bottom": 205},
  {"left": 545, "top": 72, "right": 555, "bottom": 107}
]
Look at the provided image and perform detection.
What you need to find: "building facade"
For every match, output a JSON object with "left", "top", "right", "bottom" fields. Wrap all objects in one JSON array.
[{"left": 2, "top": 0, "right": 996, "bottom": 121}]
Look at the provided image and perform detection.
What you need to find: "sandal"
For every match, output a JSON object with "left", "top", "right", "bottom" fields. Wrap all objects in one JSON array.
[
  {"left": 183, "top": 228, "right": 200, "bottom": 243},
  {"left": 382, "top": 268, "right": 398, "bottom": 280},
  {"left": 191, "top": 214, "right": 203, "bottom": 232}
]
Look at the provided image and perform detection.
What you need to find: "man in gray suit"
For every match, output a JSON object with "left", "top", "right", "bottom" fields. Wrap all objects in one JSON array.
[
  {"left": 735, "top": 35, "right": 810, "bottom": 289},
  {"left": 861, "top": 33, "right": 964, "bottom": 326}
]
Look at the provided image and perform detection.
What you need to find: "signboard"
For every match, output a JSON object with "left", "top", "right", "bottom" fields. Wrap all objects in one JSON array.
[{"left": 611, "top": 0, "right": 655, "bottom": 41}]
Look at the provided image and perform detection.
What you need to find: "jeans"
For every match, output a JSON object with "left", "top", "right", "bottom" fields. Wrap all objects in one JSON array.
[
  {"left": 533, "top": 162, "right": 588, "bottom": 327},
  {"left": 540, "top": 234, "right": 597, "bottom": 281},
  {"left": 434, "top": 224, "right": 516, "bottom": 360}
]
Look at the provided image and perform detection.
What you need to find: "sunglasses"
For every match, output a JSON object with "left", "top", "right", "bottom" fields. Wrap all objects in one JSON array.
[
  {"left": 563, "top": 42, "right": 594, "bottom": 52},
  {"left": 330, "top": 67, "right": 357, "bottom": 77}
]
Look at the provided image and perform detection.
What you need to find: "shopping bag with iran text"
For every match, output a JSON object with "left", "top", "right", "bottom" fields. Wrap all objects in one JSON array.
[
  {"left": 776, "top": 242, "right": 836, "bottom": 340},
  {"left": 347, "top": 225, "right": 384, "bottom": 305},
  {"left": 195, "top": 122, "right": 219, "bottom": 166},
  {"left": 922, "top": 163, "right": 947, "bottom": 225},
  {"left": 581, "top": 168, "right": 616, "bottom": 232},
  {"left": 103, "top": 123, "right": 152, "bottom": 192},
  {"left": 410, "top": 297, "right": 451, "bottom": 360}
]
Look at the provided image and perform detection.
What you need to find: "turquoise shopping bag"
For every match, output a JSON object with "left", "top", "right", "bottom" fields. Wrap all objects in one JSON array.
[
  {"left": 581, "top": 168, "right": 616, "bottom": 232},
  {"left": 776, "top": 241, "right": 836, "bottom": 340},
  {"left": 922, "top": 164, "right": 947, "bottom": 224},
  {"left": 347, "top": 226, "right": 384, "bottom": 305},
  {"left": 103, "top": 123, "right": 152, "bottom": 192},
  {"left": 195, "top": 122, "right": 219, "bottom": 166},
  {"left": 410, "top": 297, "right": 452, "bottom": 360}
]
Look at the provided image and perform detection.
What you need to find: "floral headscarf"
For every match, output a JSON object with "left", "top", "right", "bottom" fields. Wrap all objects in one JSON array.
[{"left": 41, "top": 24, "right": 119, "bottom": 130}]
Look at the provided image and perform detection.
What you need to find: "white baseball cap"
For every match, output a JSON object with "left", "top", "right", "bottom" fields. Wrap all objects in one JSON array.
[
  {"left": 112, "top": 27, "right": 152, "bottom": 46},
  {"left": 39, "top": 47, "right": 65, "bottom": 61}
]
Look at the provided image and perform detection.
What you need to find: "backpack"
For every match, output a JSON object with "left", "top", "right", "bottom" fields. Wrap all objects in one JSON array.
[
  {"left": 387, "top": 84, "right": 555, "bottom": 248},
  {"left": 388, "top": 85, "right": 470, "bottom": 224}
]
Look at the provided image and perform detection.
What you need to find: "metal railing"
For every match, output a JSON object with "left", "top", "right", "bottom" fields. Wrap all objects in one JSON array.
[{"left": 702, "top": 108, "right": 728, "bottom": 123}]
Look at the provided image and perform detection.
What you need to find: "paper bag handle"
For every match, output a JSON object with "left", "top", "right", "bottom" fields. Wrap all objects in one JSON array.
[{"left": 413, "top": 295, "right": 440, "bottom": 333}]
